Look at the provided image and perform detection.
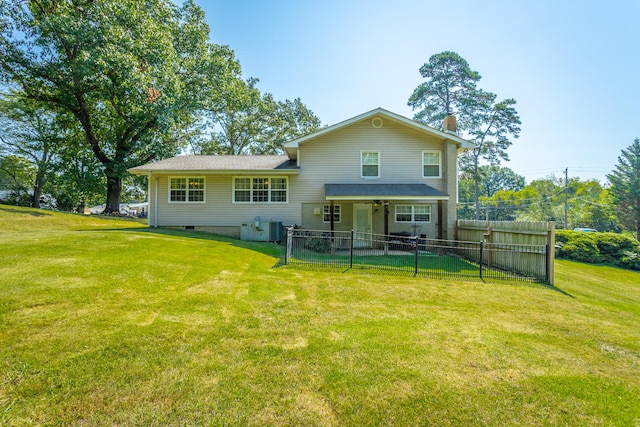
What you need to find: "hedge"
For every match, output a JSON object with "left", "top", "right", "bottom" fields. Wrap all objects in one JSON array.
[{"left": 556, "top": 230, "right": 640, "bottom": 270}]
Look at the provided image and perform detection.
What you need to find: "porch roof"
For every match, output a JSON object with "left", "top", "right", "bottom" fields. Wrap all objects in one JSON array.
[{"left": 324, "top": 183, "right": 449, "bottom": 201}]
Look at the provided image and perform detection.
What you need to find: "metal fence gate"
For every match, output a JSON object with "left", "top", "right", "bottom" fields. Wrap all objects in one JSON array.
[{"left": 285, "top": 228, "right": 551, "bottom": 284}]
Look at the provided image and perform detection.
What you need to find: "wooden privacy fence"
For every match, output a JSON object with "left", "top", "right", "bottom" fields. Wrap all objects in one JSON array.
[{"left": 456, "top": 220, "right": 555, "bottom": 285}]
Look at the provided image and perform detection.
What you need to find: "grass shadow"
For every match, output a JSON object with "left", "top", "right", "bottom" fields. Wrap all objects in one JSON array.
[
  {"left": 477, "top": 276, "right": 574, "bottom": 298},
  {"left": 541, "top": 284, "right": 575, "bottom": 298},
  {"left": 0, "top": 206, "right": 53, "bottom": 217},
  {"left": 81, "top": 226, "right": 286, "bottom": 262}
]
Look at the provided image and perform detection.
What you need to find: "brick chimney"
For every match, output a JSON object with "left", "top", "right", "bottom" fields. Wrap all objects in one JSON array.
[{"left": 443, "top": 113, "right": 457, "bottom": 134}]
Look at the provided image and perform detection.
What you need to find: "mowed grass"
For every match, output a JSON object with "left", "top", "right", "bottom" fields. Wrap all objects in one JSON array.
[{"left": 1, "top": 205, "right": 639, "bottom": 426}]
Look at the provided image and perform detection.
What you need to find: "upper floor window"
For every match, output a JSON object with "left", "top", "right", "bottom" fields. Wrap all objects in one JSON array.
[
  {"left": 423, "top": 150, "right": 442, "bottom": 178},
  {"left": 361, "top": 151, "right": 379, "bottom": 178},
  {"left": 233, "top": 177, "right": 288, "bottom": 203},
  {"left": 169, "top": 177, "right": 205, "bottom": 203}
]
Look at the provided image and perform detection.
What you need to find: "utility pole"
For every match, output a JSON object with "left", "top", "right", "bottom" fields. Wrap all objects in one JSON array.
[{"left": 564, "top": 167, "right": 569, "bottom": 229}]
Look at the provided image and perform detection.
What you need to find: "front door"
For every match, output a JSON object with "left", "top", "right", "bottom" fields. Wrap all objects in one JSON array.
[{"left": 353, "top": 203, "right": 372, "bottom": 247}]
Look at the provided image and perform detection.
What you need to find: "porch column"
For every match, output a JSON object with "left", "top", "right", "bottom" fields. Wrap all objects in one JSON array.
[
  {"left": 384, "top": 201, "right": 389, "bottom": 236},
  {"left": 437, "top": 200, "right": 443, "bottom": 240},
  {"left": 330, "top": 200, "right": 335, "bottom": 232}
]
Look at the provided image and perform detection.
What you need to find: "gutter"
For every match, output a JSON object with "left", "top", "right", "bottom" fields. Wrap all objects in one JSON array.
[{"left": 149, "top": 172, "right": 158, "bottom": 228}]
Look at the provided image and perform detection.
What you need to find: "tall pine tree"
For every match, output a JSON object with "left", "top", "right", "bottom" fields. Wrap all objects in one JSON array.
[
  {"left": 408, "top": 51, "right": 520, "bottom": 219},
  {"left": 607, "top": 138, "right": 640, "bottom": 240}
]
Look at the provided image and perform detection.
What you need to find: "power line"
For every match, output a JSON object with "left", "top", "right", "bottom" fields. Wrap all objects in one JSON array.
[{"left": 458, "top": 186, "right": 568, "bottom": 207}]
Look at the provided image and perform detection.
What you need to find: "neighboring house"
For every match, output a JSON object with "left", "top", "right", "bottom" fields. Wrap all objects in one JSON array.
[
  {"left": 128, "top": 108, "right": 475, "bottom": 241},
  {"left": 88, "top": 202, "right": 148, "bottom": 216}
]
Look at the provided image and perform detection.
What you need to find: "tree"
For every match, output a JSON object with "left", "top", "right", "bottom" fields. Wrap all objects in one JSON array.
[
  {"left": 588, "top": 189, "right": 620, "bottom": 233},
  {"left": 408, "top": 51, "right": 483, "bottom": 131},
  {"left": 458, "top": 166, "right": 525, "bottom": 220},
  {"left": 253, "top": 97, "right": 322, "bottom": 154},
  {"left": 408, "top": 51, "right": 521, "bottom": 219},
  {"left": 197, "top": 77, "right": 321, "bottom": 155},
  {"left": 50, "top": 134, "right": 105, "bottom": 211},
  {"left": 514, "top": 178, "right": 563, "bottom": 223},
  {"left": 461, "top": 175, "right": 620, "bottom": 230},
  {"left": 0, "top": 0, "right": 217, "bottom": 213},
  {"left": 462, "top": 97, "right": 521, "bottom": 219},
  {"left": 0, "top": 98, "right": 67, "bottom": 207},
  {"left": 199, "top": 77, "right": 269, "bottom": 155},
  {"left": 0, "top": 154, "right": 35, "bottom": 205},
  {"left": 478, "top": 165, "right": 525, "bottom": 197},
  {"left": 607, "top": 138, "right": 640, "bottom": 240}
]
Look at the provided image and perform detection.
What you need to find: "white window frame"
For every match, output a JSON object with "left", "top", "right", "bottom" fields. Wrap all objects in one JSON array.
[
  {"left": 232, "top": 176, "right": 289, "bottom": 204},
  {"left": 361, "top": 150, "right": 380, "bottom": 179},
  {"left": 168, "top": 176, "right": 206, "bottom": 204},
  {"left": 422, "top": 150, "right": 442, "bottom": 178},
  {"left": 395, "top": 205, "right": 431, "bottom": 223},
  {"left": 322, "top": 204, "right": 341, "bottom": 223}
]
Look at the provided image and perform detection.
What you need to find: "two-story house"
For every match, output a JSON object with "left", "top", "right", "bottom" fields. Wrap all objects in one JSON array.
[{"left": 128, "top": 108, "right": 475, "bottom": 241}]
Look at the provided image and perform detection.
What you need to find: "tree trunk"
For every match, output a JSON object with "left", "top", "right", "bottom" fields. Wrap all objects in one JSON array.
[
  {"left": 31, "top": 170, "right": 45, "bottom": 208},
  {"left": 105, "top": 174, "right": 122, "bottom": 214}
]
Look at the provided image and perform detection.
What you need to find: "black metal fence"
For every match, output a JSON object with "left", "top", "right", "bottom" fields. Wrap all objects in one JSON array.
[{"left": 285, "top": 228, "right": 551, "bottom": 284}]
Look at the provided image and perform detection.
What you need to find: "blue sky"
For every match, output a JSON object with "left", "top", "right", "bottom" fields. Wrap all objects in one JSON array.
[{"left": 198, "top": 0, "right": 640, "bottom": 184}]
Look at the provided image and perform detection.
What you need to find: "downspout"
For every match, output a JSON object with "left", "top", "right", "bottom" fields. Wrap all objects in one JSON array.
[{"left": 150, "top": 172, "right": 158, "bottom": 228}]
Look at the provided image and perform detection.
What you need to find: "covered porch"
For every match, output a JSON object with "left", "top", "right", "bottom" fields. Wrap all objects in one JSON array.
[{"left": 322, "top": 183, "right": 450, "bottom": 240}]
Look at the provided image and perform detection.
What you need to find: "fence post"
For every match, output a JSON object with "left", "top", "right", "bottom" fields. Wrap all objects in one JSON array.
[
  {"left": 546, "top": 226, "right": 555, "bottom": 286},
  {"left": 479, "top": 241, "right": 484, "bottom": 280},
  {"left": 414, "top": 237, "right": 419, "bottom": 277},
  {"left": 285, "top": 227, "right": 292, "bottom": 265},
  {"left": 350, "top": 229, "right": 354, "bottom": 269},
  {"left": 545, "top": 244, "right": 550, "bottom": 285}
]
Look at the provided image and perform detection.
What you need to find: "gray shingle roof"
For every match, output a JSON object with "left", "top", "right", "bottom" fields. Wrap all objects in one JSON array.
[
  {"left": 128, "top": 155, "right": 296, "bottom": 173},
  {"left": 325, "top": 183, "right": 449, "bottom": 200}
]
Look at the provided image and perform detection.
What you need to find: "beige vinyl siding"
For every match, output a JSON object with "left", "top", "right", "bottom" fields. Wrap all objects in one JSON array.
[
  {"left": 144, "top": 115, "right": 459, "bottom": 235},
  {"left": 300, "top": 201, "right": 437, "bottom": 237},
  {"left": 152, "top": 175, "right": 301, "bottom": 227},
  {"left": 290, "top": 117, "right": 455, "bottom": 238},
  {"left": 290, "top": 119, "right": 449, "bottom": 205}
]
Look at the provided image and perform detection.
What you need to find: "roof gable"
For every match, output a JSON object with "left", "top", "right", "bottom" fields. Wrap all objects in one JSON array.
[{"left": 284, "top": 108, "right": 475, "bottom": 158}]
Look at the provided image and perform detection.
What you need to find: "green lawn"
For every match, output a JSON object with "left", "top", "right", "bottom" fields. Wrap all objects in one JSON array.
[
  {"left": 1, "top": 205, "right": 639, "bottom": 426},
  {"left": 290, "top": 250, "right": 481, "bottom": 277}
]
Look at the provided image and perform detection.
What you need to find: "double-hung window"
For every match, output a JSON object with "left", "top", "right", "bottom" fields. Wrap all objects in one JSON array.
[
  {"left": 323, "top": 204, "right": 341, "bottom": 223},
  {"left": 233, "top": 177, "right": 288, "bottom": 203},
  {"left": 422, "top": 150, "right": 442, "bottom": 178},
  {"left": 361, "top": 151, "right": 379, "bottom": 178},
  {"left": 395, "top": 205, "right": 431, "bottom": 223},
  {"left": 169, "top": 177, "right": 205, "bottom": 203}
]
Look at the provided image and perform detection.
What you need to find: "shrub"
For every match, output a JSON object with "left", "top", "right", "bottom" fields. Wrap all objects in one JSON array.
[
  {"left": 556, "top": 230, "right": 596, "bottom": 245},
  {"left": 306, "top": 237, "right": 331, "bottom": 253},
  {"left": 558, "top": 237, "right": 600, "bottom": 263},
  {"left": 555, "top": 230, "right": 573, "bottom": 245},
  {"left": 555, "top": 230, "right": 640, "bottom": 270},
  {"left": 620, "top": 251, "right": 640, "bottom": 271},
  {"left": 2, "top": 190, "right": 31, "bottom": 207},
  {"left": 595, "top": 233, "right": 640, "bottom": 264}
]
